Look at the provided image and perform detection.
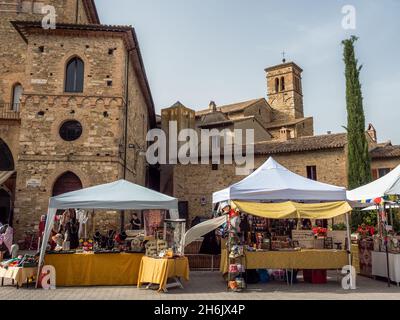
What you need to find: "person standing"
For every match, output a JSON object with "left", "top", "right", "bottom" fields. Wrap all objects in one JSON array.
[{"left": 130, "top": 213, "right": 141, "bottom": 230}]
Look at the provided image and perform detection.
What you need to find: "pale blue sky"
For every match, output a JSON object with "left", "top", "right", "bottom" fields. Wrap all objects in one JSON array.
[{"left": 97, "top": 0, "right": 400, "bottom": 144}]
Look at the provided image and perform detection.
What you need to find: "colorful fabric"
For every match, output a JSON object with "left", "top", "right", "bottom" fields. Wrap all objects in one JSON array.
[
  {"left": 0, "top": 226, "right": 13, "bottom": 253},
  {"left": 233, "top": 201, "right": 352, "bottom": 220}
]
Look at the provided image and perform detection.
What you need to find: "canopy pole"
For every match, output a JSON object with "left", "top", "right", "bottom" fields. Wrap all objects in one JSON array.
[
  {"left": 383, "top": 203, "right": 391, "bottom": 287},
  {"left": 345, "top": 212, "right": 354, "bottom": 289},
  {"left": 120, "top": 211, "right": 125, "bottom": 233}
]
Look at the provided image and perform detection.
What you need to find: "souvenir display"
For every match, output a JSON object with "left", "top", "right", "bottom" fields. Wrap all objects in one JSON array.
[
  {"left": 143, "top": 210, "right": 166, "bottom": 236},
  {"left": 227, "top": 208, "right": 246, "bottom": 292},
  {"left": 93, "top": 230, "right": 116, "bottom": 252},
  {"left": 145, "top": 240, "right": 158, "bottom": 257},
  {"left": 163, "top": 219, "right": 186, "bottom": 256}
]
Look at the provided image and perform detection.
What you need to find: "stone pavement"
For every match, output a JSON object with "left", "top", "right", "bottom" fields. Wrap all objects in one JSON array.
[{"left": 1, "top": 271, "right": 400, "bottom": 300}]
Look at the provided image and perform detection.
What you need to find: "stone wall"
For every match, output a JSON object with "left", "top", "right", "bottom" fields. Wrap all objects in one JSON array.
[
  {"left": 172, "top": 148, "right": 348, "bottom": 222},
  {"left": 371, "top": 158, "right": 400, "bottom": 171},
  {"left": 123, "top": 49, "right": 150, "bottom": 186}
]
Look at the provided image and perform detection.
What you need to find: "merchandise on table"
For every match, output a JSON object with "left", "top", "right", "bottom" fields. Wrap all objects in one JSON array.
[
  {"left": 0, "top": 254, "right": 38, "bottom": 269},
  {"left": 163, "top": 219, "right": 186, "bottom": 256}
]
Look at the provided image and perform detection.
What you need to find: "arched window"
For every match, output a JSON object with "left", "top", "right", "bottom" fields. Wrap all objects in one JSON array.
[
  {"left": 275, "top": 78, "right": 279, "bottom": 93},
  {"left": 52, "top": 171, "right": 83, "bottom": 197},
  {"left": 65, "top": 57, "right": 84, "bottom": 93},
  {"left": 280, "top": 77, "right": 285, "bottom": 91},
  {"left": 0, "top": 139, "right": 14, "bottom": 171},
  {"left": 12, "top": 83, "right": 23, "bottom": 112}
]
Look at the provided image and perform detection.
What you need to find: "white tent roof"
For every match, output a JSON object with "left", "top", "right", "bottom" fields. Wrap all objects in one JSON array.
[
  {"left": 347, "top": 164, "right": 400, "bottom": 201},
  {"left": 213, "top": 157, "right": 347, "bottom": 203},
  {"left": 37, "top": 180, "right": 179, "bottom": 278},
  {"left": 49, "top": 179, "right": 178, "bottom": 211}
]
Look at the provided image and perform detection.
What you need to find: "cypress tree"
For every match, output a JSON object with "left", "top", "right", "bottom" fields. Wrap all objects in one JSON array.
[{"left": 342, "top": 36, "right": 372, "bottom": 190}]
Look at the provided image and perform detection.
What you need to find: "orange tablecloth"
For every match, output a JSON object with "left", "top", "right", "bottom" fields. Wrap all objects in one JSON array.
[
  {"left": 137, "top": 256, "right": 190, "bottom": 292},
  {"left": 45, "top": 252, "right": 144, "bottom": 287}
]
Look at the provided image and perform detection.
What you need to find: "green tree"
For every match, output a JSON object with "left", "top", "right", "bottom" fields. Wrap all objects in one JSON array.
[
  {"left": 342, "top": 36, "right": 372, "bottom": 190},
  {"left": 342, "top": 36, "right": 373, "bottom": 231}
]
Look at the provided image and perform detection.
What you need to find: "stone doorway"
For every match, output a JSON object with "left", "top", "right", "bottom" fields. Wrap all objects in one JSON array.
[
  {"left": 52, "top": 171, "right": 83, "bottom": 197},
  {"left": 0, "top": 188, "right": 11, "bottom": 225}
]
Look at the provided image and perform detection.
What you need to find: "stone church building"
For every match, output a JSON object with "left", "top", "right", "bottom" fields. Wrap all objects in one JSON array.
[
  {"left": 0, "top": 0, "right": 156, "bottom": 240},
  {"left": 160, "top": 61, "right": 400, "bottom": 223}
]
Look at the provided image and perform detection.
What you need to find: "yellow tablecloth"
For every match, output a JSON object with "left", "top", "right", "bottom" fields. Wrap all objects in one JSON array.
[
  {"left": 0, "top": 267, "right": 38, "bottom": 287},
  {"left": 220, "top": 249, "right": 349, "bottom": 273},
  {"left": 45, "top": 252, "right": 144, "bottom": 287},
  {"left": 137, "top": 256, "right": 190, "bottom": 292}
]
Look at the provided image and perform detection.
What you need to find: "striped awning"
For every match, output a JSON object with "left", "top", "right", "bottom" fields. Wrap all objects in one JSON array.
[{"left": 0, "top": 171, "right": 14, "bottom": 185}]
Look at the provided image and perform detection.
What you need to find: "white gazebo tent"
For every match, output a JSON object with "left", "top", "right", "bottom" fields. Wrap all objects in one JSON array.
[
  {"left": 347, "top": 164, "right": 400, "bottom": 287},
  {"left": 213, "top": 157, "right": 347, "bottom": 203},
  {"left": 347, "top": 164, "right": 400, "bottom": 203},
  {"left": 37, "top": 180, "right": 179, "bottom": 281},
  {"left": 212, "top": 157, "right": 353, "bottom": 286}
]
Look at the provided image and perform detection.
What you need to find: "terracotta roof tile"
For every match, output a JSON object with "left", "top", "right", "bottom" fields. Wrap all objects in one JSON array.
[
  {"left": 371, "top": 145, "right": 400, "bottom": 159},
  {"left": 195, "top": 98, "right": 265, "bottom": 116},
  {"left": 254, "top": 133, "right": 347, "bottom": 155}
]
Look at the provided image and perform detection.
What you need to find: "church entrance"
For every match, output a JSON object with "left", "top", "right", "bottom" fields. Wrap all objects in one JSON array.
[
  {"left": 0, "top": 189, "right": 11, "bottom": 225},
  {"left": 52, "top": 171, "right": 83, "bottom": 197}
]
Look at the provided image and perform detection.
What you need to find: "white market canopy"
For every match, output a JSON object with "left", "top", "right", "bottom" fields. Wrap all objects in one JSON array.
[
  {"left": 49, "top": 179, "right": 178, "bottom": 211},
  {"left": 213, "top": 157, "right": 347, "bottom": 203},
  {"left": 347, "top": 164, "right": 400, "bottom": 202},
  {"left": 38, "top": 180, "right": 179, "bottom": 278}
]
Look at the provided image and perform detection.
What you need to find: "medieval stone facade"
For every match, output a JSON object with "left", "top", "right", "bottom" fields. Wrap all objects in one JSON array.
[
  {"left": 0, "top": 0, "right": 155, "bottom": 240},
  {"left": 160, "top": 61, "right": 400, "bottom": 224}
]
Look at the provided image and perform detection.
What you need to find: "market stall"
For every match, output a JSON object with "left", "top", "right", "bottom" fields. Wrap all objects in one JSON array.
[
  {"left": 347, "top": 164, "right": 400, "bottom": 286},
  {"left": 212, "top": 157, "right": 353, "bottom": 291},
  {"left": 37, "top": 180, "right": 180, "bottom": 287}
]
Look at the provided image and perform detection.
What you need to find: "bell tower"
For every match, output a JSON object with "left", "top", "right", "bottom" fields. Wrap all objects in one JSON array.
[{"left": 265, "top": 61, "right": 304, "bottom": 122}]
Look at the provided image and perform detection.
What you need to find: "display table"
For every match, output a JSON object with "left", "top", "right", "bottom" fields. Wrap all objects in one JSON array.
[
  {"left": 220, "top": 249, "right": 348, "bottom": 274},
  {"left": 137, "top": 256, "right": 190, "bottom": 292},
  {"left": 371, "top": 251, "right": 400, "bottom": 286},
  {"left": 0, "top": 267, "right": 38, "bottom": 288},
  {"left": 44, "top": 252, "right": 144, "bottom": 287}
]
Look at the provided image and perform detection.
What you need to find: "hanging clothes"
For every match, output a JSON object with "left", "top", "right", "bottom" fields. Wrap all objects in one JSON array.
[
  {"left": 0, "top": 226, "right": 13, "bottom": 253},
  {"left": 76, "top": 209, "right": 89, "bottom": 239}
]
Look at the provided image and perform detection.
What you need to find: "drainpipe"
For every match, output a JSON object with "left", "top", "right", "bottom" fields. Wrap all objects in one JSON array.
[
  {"left": 75, "top": 0, "right": 79, "bottom": 24},
  {"left": 120, "top": 47, "right": 135, "bottom": 232}
]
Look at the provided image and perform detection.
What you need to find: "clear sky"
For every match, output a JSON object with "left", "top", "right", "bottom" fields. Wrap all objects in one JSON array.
[{"left": 96, "top": 0, "right": 400, "bottom": 144}]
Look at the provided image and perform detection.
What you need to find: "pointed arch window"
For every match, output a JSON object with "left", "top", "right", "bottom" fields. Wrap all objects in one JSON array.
[
  {"left": 12, "top": 83, "right": 23, "bottom": 111},
  {"left": 65, "top": 57, "right": 84, "bottom": 93},
  {"left": 280, "top": 77, "right": 285, "bottom": 91}
]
